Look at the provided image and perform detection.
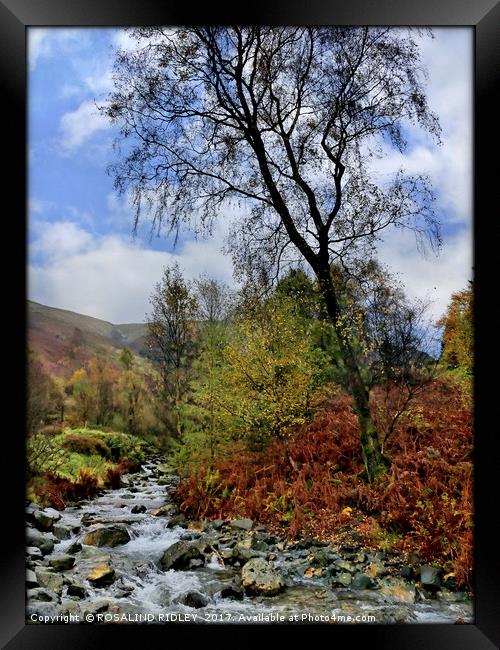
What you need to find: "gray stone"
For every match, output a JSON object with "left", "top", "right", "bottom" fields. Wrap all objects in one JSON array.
[
  {"left": 67, "top": 541, "right": 83, "bottom": 555},
  {"left": 232, "top": 543, "right": 259, "bottom": 563},
  {"left": 229, "top": 518, "right": 254, "bottom": 531},
  {"left": 131, "top": 504, "right": 147, "bottom": 514},
  {"left": 180, "top": 591, "right": 208, "bottom": 609},
  {"left": 26, "top": 569, "right": 39, "bottom": 588},
  {"left": 33, "top": 510, "right": 55, "bottom": 532},
  {"left": 26, "top": 546, "right": 43, "bottom": 560},
  {"left": 220, "top": 583, "right": 244, "bottom": 600},
  {"left": 160, "top": 540, "right": 205, "bottom": 571},
  {"left": 166, "top": 514, "right": 187, "bottom": 528},
  {"left": 241, "top": 557, "right": 285, "bottom": 596},
  {"left": 333, "top": 571, "right": 352, "bottom": 587},
  {"left": 351, "top": 572, "right": 374, "bottom": 590},
  {"left": 419, "top": 565, "right": 441, "bottom": 590},
  {"left": 49, "top": 554, "right": 76, "bottom": 572},
  {"left": 60, "top": 600, "right": 80, "bottom": 616},
  {"left": 250, "top": 537, "right": 269, "bottom": 552},
  {"left": 81, "top": 600, "right": 110, "bottom": 616},
  {"left": 67, "top": 583, "right": 87, "bottom": 599},
  {"left": 26, "top": 528, "right": 55, "bottom": 555},
  {"left": 27, "top": 588, "right": 56, "bottom": 602},
  {"left": 334, "top": 558, "right": 355, "bottom": 573},
  {"left": 34, "top": 568, "right": 64, "bottom": 594},
  {"left": 82, "top": 525, "right": 131, "bottom": 547},
  {"left": 53, "top": 525, "right": 72, "bottom": 540}
]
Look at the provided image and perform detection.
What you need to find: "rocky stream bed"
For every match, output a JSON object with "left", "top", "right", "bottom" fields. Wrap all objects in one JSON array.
[{"left": 26, "top": 455, "right": 473, "bottom": 625}]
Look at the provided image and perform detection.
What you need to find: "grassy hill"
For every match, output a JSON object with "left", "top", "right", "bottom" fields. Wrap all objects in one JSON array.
[{"left": 28, "top": 300, "right": 148, "bottom": 379}]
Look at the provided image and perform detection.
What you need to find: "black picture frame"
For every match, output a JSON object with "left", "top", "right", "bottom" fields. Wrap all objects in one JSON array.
[{"left": 1, "top": 1, "right": 498, "bottom": 647}]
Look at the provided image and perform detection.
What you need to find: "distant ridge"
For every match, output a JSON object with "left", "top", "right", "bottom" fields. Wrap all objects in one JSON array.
[{"left": 28, "top": 300, "right": 148, "bottom": 378}]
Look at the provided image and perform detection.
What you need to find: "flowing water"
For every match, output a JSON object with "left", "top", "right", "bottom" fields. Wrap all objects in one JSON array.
[{"left": 28, "top": 456, "right": 474, "bottom": 625}]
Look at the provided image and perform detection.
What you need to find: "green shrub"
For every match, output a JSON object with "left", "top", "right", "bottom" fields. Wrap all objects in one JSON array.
[
  {"left": 62, "top": 428, "right": 147, "bottom": 466},
  {"left": 62, "top": 434, "right": 112, "bottom": 458}
]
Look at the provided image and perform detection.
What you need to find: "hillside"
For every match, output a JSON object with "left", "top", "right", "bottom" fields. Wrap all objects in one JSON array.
[{"left": 28, "top": 300, "right": 148, "bottom": 379}]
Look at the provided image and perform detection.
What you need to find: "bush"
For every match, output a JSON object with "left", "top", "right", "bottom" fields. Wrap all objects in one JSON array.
[
  {"left": 176, "top": 380, "right": 473, "bottom": 590},
  {"left": 61, "top": 428, "right": 147, "bottom": 466},
  {"left": 26, "top": 432, "right": 68, "bottom": 477},
  {"left": 34, "top": 470, "right": 100, "bottom": 510},
  {"left": 61, "top": 434, "right": 111, "bottom": 459}
]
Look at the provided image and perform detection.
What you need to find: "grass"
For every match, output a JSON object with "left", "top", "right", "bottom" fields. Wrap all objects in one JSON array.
[{"left": 27, "top": 426, "right": 150, "bottom": 507}]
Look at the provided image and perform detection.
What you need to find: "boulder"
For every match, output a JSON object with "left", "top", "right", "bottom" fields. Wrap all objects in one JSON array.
[
  {"left": 82, "top": 525, "right": 131, "bottom": 547},
  {"left": 241, "top": 558, "right": 285, "bottom": 596},
  {"left": 400, "top": 565, "right": 414, "bottom": 581},
  {"left": 81, "top": 600, "right": 110, "bottom": 616},
  {"left": 220, "top": 583, "right": 244, "bottom": 600},
  {"left": 53, "top": 525, "right": 72, "bottom": 540},
  {"left": 250, "top": 537, "right": 269, "bottom": 552},
  {"left": 26, "top": 569, "right": 39, "bottom": 588},
  {"left": 26, "top": 528, "right": 55, "bottom": 555},
  {"left": 334, "top": 558, "right": 355, "bottom": 573},
  {"left": 166, "top": 514, "right": 187, "bottom": 528},
  {"left": 419, "top": 565, "right": 441, "bottom": 590},
  {"left": 66, "top": 583, "right": 87, "bottom": 599},
  {"left": 67, "top": 541, "right": 83, "bottom": 555},
  {"left": 86, "top": 563, "right": 115, "bottom": 587},
  {"left": 351, "top": 572, "right": 375, "bottom": 590},
  {"left": 32, "top": 509, "right": 58, "bottom": 532},
  {"left": 131, "top": 504, "right": 147, "bottom": 514},
  {"left": 332, "top": 571, "right": 352, "bottom": 587},
  {"left": 49, "top": 554, "right": 76, "bottom": 572},
  {"left": 26, "top": 546, "right": 43, "bottom": 561},
  {"left": 34, "top": 568, "right": 64, "bottom": 594},
  {"left": 229, "top": 518, "right": 254, "bottom": 531},
  {"left": 151, "top": 504, "right": 177, "bottom": 517},
  {"left": 160, "top": 541, "right": 205, "bottom": 571},
  {"left": 310, "top": 548, "right": 338, "bottom": 566},
  {"left": 27, "top": 588, "right": 56, "bottom": 602},
  {"left": 180, "top": 591, "right": 208, "bottom": 609},
  {"left": 232, "top": 543, "right": 259, "bottom": 563}
]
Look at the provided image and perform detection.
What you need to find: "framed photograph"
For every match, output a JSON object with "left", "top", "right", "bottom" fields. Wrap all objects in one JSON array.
[{"left": 1, "top": 0, "right": 498, "bottom": 647}]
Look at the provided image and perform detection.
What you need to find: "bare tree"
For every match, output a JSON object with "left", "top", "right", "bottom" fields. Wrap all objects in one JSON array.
[{"left": 105, "top": 27, "right": 441, "bottom": 480}]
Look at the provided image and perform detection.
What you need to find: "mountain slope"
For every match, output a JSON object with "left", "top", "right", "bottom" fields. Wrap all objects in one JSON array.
[{"left": 28, "top": 301, "right": 148, "bottom": 378}]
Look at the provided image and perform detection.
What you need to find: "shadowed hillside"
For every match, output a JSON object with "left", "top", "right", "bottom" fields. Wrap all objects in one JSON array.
[{"left": 28, "top": 300, "right": 148, "bottom": 378}]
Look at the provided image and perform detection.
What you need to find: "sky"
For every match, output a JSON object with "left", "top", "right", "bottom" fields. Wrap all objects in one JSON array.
[{"left": 28, "top": 27, "right": 473, "bottom": 326}]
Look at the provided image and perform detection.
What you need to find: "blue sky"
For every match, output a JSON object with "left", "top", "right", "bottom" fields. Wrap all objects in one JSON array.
[{"left": 28, "top": 27, "right": 473, "bottom": 325}]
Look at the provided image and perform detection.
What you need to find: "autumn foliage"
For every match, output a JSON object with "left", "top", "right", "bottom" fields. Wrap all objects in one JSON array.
[{"left": 176, "top": 378, "right": 473, "bottom": 590}]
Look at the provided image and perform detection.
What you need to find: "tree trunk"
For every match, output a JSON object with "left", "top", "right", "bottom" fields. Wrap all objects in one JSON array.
[{"left": 318, "top": 270, "right": 386, "bottom": 482}]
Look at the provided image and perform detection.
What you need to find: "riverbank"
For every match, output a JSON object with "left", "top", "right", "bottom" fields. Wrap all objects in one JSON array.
[{"left": 26, "top": 454, "right": 473, "bottom": 624}]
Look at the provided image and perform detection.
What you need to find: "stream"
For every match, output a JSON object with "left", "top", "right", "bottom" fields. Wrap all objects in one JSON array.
[{"left": 26, "top": 455, "right": 474, "bottom": 625}]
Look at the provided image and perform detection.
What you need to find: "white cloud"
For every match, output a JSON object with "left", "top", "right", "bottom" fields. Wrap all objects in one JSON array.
[
  {"left": 30, "top": 221, "right": 94, "bottom": 262},
  {"left": 58, "top": 100, "right": 111, "bottom": 153},
  {"left": 28, "top": 221, "right": 234, "bottom": 323},
  {"left": 371, "top": 29, "right": 472, "bottom": 226},
  {"left": 368, "top": 28, "right": 473, "bottom": 321},
  {"left": 28, "top": 28, "right": 91, "bottom": 70},
  {"left": 377, "top": 226, "right": 472, "bottom": 324}
]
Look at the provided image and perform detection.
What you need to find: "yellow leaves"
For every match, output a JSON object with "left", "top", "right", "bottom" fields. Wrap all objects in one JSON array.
[{"left": 341, "top": 506, "right": 353, "bottom": 517}]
